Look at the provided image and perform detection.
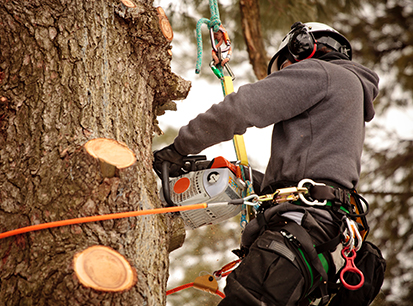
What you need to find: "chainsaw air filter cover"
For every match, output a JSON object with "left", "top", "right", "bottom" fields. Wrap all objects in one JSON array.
[{"left": 165, "top": 168, "right": 245, "bottom": 229}]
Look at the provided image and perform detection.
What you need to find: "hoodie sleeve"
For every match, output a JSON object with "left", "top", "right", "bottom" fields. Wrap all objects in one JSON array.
[{"left": 173, "top": 60, "right": 330, "bottom": 155}]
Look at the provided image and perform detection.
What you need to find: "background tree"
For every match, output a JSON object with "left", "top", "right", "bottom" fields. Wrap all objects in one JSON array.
[{"left": 0, "top": 0, "right": 189, "bottom": 305}]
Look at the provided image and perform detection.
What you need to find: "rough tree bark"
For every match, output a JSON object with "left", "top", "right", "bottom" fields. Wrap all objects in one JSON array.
[
  {"left": 0, "top": 0, "right": 190, "bottom": 305},
  {"left": 239, "top": 0, "right": 268, "bottom": 80}
]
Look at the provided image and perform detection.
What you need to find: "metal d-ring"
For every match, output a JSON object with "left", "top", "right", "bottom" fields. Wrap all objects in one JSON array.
[{"left": 297, "top": 179, "right": 328, "bottom": 206}]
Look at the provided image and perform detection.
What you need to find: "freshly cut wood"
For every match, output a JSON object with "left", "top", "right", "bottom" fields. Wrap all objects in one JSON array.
[
  {"left": 120, "top": 0, "right": 136, "bottom": 8},
  {"left": 156, "top": 7, "right": 173, "bottom": 41},
  {"left": 73, "top": 245, "right": 137, "bottom": 292},
  {"left": 84, "top": 138, "right": 136, "bottom": 169}
]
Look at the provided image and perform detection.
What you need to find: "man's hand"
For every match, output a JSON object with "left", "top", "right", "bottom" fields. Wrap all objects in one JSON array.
[{"left": 153, "top": 144, "right": 186, "bottom": 178}]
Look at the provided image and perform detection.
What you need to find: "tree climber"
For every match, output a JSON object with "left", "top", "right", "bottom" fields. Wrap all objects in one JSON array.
[{"left": 154, "top": 22, "right": 380, "bottom": 305}]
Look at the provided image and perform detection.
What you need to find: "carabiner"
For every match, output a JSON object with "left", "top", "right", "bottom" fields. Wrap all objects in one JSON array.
[
  {"left": 258, "top": 193, "right": 278, "bottom": 202},
  {"left": 340, "top": 246, "right": 364, "bottom": 290},
  {"left": 223, "top": 63, "right": 235, "bottom": 81},
  {"left": 209, "top": 61, "right": 224, "bottom": 79},
  {"left": 297, "top": 179, "right": 328, "bottom": 206},
  {"left": 213, "top": 259, "right": 241, "bottom": 280},
  {"left": 343, "top": 217, "right": 362, "bottom": 252},
  {"left": 242, "top": 194, "right": 259, "bottom": 206},
  {"left": 209, "top": 27, "right": 231, "bottom": 53}
]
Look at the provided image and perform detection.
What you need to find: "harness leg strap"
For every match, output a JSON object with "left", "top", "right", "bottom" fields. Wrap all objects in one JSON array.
[{"left": 282, "top": 222, "right": 330, "bottom": 305}]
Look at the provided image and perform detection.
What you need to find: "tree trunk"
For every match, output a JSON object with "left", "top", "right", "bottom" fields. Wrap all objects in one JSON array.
[
  {"left": 0, "top": 0, "right": 190, "bottom": 305},
  {"left": 239, "top": 0, "right": 268, "bottom": 80}
]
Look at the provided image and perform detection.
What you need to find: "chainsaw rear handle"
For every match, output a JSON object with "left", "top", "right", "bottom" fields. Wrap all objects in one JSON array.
[{"left": 161, "top": 155, "right": 208, "bottom": 207}]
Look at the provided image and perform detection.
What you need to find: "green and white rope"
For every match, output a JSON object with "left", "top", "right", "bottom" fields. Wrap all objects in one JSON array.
[{"left": 195, "top": 0, "right": 222, "bottom": 74}]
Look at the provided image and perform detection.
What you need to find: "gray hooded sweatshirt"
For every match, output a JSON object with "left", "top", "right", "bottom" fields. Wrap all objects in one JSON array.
[{"left": 173, "top": 57, "right": 379, "bottom": 190}]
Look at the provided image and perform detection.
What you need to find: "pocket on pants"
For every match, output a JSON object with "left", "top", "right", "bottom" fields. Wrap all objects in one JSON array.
[
  {"left": 230, "top": 230, "right": 306, "bottom": 306},
  {"left": 256, "top": 230, "right": 306, "bottom": 305}
]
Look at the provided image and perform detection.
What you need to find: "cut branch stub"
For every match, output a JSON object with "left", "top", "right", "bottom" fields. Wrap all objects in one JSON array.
[
  {"left": 156, "top": 7, "right": 173, "bottom": 41},
  {"left": 73, "top": 245, "right": 137, "bottom": 292},
  {"left": 84, "top": 138, "right": 137, "bottom": 177}
]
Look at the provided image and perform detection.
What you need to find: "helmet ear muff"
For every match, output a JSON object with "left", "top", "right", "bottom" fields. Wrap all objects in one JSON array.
[{"left": 287, "top": 22, "right": 317, "bottom": 61}]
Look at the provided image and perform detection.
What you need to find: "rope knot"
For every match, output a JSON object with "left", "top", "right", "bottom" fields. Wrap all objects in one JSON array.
[{"left": 209, "top": 16, "right": 221, "bottom": 32}]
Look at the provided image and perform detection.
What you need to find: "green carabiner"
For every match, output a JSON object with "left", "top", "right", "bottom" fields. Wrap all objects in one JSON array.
[{"left": 209, "top": 61, "right": 224, "bottom": 79}]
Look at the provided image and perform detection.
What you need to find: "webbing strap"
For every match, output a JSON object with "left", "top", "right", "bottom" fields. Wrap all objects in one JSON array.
[
  {"left": 315, "top": 232, "right": 342, "bottom": 254},
  {"left": 309, "top": 185, "right": 370, "bottom": 239},
  {"left": 282, "top": 222, "right": 330, "bottom": 305},
  {"left": 310, "top": 185, "right": 351, "bottom": 209},
  {"left": 221, "top": 76, "right": 249, "bottom": 166}
]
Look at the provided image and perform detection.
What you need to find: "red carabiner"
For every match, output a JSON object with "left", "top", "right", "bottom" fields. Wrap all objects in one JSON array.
[{"left": 340, "top": 246, "right": 364, "bottom": 290}]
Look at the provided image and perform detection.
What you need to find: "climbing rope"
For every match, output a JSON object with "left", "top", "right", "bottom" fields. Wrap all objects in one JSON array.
[
  {"left": 195, "top": 0, "right": 222, "bottom": 74},
  {"left": 194, "top": 0, "right": 253, "bottom": 227},
  {"left": 166, "top": 3, "right": 251, "bottom": 301},
  {"left": 166, "top": 279, "right": 226, "bottom": 299}
]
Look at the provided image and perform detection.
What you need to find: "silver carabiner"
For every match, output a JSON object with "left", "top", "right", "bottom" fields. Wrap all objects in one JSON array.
[
  {"left": 297, "top": 179, "right": 328, "bottom": 206},
  {"left": 209, "top": 27, "right": 231, "bottom": 53},
  {"left": 223, "top": 63, "right": 235, "bottom": 81},
  {"left": 344, "top": 217, "right": 362, "bottom": 252}
]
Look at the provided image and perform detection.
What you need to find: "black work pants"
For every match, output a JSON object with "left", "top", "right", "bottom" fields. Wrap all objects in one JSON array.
[{"left": 218, "top": 229, "right": 308, "bottom": 306}]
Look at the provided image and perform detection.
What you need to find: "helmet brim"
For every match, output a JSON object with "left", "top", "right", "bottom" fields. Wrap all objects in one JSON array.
[{"left": 267, "top": 47, "right": 287, "bottom": 74}]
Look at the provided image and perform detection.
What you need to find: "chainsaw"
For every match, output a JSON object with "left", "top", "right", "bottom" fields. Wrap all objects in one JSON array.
[{"left": 160, "top": 155, "right": 251, "bottom": 230}]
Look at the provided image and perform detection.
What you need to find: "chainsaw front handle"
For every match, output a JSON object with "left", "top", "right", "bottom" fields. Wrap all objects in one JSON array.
[{"left": 162, "top": 161, "right": 176, "bottom": 207}]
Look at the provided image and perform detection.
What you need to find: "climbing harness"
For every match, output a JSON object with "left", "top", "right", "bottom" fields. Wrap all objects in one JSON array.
[
  {"left": 254, "top": 179, "right": 368, "bottom": 292},
  {"left": 163, "top": 178, "right": 369, "bottom": 300}
]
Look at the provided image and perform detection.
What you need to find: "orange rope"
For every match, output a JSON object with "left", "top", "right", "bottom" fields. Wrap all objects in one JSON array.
[
  {"left": 166, "top": 282, "right": 226, "bottom": 299},
  {"left": 166, "top": 282, "right": 194, "bottom": 295},
  {"left": 213, "top": 259, "right": 241, "bottom": 278},
  {"left": 216, "top": 290, "right": 226, "bottom": 299},
  {"left": 166, "top": 259, "right": 242, "bottom": 299},
  {"left": 0, "top": 203, "right": 208, "bottom": 240}
]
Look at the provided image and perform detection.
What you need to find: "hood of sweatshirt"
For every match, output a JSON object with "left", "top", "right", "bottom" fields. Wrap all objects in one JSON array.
[{"left": 319, "top": 52, "right": 379, "bottom": 122}]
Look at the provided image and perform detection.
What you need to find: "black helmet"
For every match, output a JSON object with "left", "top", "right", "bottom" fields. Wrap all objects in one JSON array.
[{"left": 267, "top": 22, "right": 352, "bottom": 74}]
